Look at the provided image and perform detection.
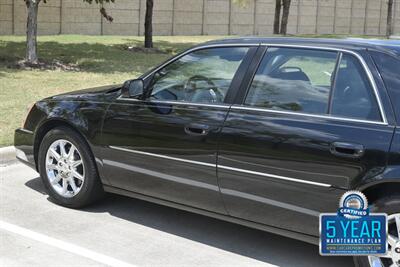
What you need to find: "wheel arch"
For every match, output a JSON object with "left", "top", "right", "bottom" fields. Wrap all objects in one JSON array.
[
  {"left": 361, "top": 181, "right": 400, "bottom": 205},
  {"left": 33, "top": 119, "right": 91, "bottom": 171}
]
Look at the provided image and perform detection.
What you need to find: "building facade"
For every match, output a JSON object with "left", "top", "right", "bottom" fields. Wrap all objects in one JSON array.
[{"left": 1, "top": 0, "right": 400, "bottom": 36}]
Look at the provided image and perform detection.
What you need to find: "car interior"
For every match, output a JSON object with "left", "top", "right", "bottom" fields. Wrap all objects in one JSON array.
[
  {"left": 331, "top": 56, "right": 381, "bottom": 121},
  {"left": 245, "top": 50, "right": 334, "bottom": 114}
]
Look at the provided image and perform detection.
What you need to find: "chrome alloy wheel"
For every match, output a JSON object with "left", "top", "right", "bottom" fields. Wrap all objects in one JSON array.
[
  {"left": 368, "top": 214, "right": 400, "bottom": 267},
  {"left": 45, "top": 139, "right": 85, "bottom": 198}
]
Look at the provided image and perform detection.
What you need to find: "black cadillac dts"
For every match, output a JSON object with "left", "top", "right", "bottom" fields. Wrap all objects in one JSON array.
[{"left": 15, "top": 38, "right": 400, "bottom": 267}]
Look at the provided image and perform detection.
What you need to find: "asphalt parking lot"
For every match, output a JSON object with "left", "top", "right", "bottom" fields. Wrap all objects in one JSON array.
[{"left": 0, "top": 161, "right": 354, "bottom": 267}]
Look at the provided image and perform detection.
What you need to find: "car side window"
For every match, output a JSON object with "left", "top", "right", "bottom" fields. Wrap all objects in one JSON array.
[
  {"left": 244, "top": 47, "right": 338, "bottom": 115},
  {"left": 330, "top": 54, "right": 381, "bottom": 121},
  {"left": 148, "top": 47, "right": 249, "bottom": 104}
]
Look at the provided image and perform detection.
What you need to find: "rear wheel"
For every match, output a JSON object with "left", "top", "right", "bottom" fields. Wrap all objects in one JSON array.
[
  {"left": 353, "top": 196, "right": 400, "bottom": 267},
  {"left": 38, "top": 127, "right": 104, "bottom": 208}
]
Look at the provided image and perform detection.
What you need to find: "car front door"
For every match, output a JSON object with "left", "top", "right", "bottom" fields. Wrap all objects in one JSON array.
[
  {"left": 217, "top": 46, "right": 395, "bottom": 236},
  {"left": 101, "top": 46, "right": 256, "bottom": 213}
]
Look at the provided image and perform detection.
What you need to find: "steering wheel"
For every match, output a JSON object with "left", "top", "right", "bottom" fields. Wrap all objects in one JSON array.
[{"left": 183, "top": 75, "right": 222, "bottom": 103}]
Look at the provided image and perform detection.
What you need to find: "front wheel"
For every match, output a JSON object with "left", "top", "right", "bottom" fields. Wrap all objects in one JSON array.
[
  {"left": 38, "top": 127, "right": 104, "bottom": 208},
  {"left": 353, "top": 196, "right": 400, "bottom": 267}
]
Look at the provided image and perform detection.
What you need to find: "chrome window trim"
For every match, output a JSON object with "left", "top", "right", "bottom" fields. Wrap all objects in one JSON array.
[
  {"left": 117, "top": 43, "right": 257, "bottom": 104},
  {"left": 141, "top": 43, "right": 259, "bottom": 80},
  {"left": 109, "top": 146, "right": 332, "bottom": 188},
  {"left": 257, "top": 43, "right": 388, "bottom": 125},
  {"left": 117, "top": 42, "right": 388, "bottom": 125},
  {"left": 230, "top": 105, "right": 388, "bottom": 125},
  {"left": 116, "top": 97, "right": 231, "bottom": 109}
]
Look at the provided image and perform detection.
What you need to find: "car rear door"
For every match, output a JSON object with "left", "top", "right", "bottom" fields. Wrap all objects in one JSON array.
[
  {"left": 217, "top": 46, "right": 395, "bottom": 236},
  {"left": 101, "top": 45, "right": 257, "bottom": 214}
]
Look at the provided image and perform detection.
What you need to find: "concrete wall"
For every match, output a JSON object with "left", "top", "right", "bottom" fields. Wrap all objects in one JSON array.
[{"left": 1, "top": 0, "right": 400, "bottom": 36}]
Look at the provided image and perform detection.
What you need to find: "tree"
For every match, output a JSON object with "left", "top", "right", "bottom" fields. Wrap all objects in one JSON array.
[
  {"left": 144, "top": 0, "right": 154, "bottom": 48},
  {"left": 280, "top": 0, "right": 291, "bottom": 35},
  {"left": 234, "top": 0, "right": 291, "bottom": 35},
  {"left": 273, "top": 0, "right": 291, "bottom": 35},
  {"left": 387, "top": 0, "right": 394, "bottom": 37},
  {"left": 273, "top": 0, "right": 281, "bottom": 34},
  {"left": 24, "top": 0, "right": 114, "bottom": 65},
  {"left": 25, "top": 0, "right": 41, "bottom": 64}
]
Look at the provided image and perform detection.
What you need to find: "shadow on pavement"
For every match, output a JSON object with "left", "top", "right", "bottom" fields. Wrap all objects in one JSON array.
[{"left": 25, "top": 177, "right": 354, "bottom": 267}]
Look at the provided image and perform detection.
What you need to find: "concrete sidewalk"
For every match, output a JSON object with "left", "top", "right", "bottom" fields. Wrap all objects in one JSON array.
[
  {"left": 0, "top": 146, "right": 16, "bottom": 166},
  {"left": 0, "top": 162, "right": 354, "bottom": 267}
]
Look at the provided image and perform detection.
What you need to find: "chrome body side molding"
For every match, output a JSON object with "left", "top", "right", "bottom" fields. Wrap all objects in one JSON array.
[{"left": 109, "top": 146, "right": 332, "bottom": 188}]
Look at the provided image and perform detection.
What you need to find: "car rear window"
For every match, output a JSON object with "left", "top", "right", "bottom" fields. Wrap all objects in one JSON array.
[
  {"left": 330, "top": 54, "right": 381, "bottom": 121},
  {"left": 244, "top": 47, "right": 383, "bottom": 122}
]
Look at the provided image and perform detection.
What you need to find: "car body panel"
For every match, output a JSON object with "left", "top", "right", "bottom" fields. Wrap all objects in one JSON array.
[
  {"left": 15, "top": 85, "right": 122, "bottom": 185},
  {"left": 14, "top": 37, "right": 400, "bottom": 246},
  {"left": 217, "top": 108, "right": 394, "bottom": 236},
  {"left": 100, "top": 100, "right": 229, "bottom": 214}
]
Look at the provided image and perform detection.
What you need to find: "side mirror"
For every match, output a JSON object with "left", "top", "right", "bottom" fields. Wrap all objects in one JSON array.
[{"left": 122, "top": 79, "right": 144, "bottom": 98}]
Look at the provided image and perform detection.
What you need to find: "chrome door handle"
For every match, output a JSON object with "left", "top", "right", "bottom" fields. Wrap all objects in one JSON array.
[
  {"left": 330, "top": 142, "right": 365, "bottom": 158},
  {"left": 184, "top": 124, "right": 209, "bottom": 136}
]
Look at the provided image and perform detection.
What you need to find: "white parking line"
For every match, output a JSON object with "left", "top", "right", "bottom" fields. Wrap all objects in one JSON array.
[{"left": 0, "top": 220, "right": 137, "bottom": 267}]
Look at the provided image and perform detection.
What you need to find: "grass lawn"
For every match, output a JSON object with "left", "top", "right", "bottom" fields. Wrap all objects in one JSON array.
[
  {"left": 0, "top": 34, "right": 387, "bottom": 147},
  {"left": 0, "top": 35, "right": 223, "bottom": 147}
]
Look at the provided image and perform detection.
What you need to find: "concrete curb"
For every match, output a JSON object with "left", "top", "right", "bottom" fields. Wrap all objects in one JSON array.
[{"left": 0, "top": 146, "right": 16, "bottom": 166}]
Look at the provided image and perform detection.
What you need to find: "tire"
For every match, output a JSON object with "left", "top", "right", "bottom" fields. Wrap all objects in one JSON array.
[
  {"left": 353, "top": 195, "right": 400, "bottom": 267},
  {"left": 38, "top": 126, "right": 104, "bottom": 208}
]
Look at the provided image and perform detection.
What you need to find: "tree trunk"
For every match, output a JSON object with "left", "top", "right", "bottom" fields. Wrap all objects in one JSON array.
[
  {"left": 26, "top": 0, "right": 39, "bottom": 64},
  {"left": 273, "top": 0, "right": 281, "bottom": 34},
  {"left": 387, "top": 0, "right": 394, "bottom": 38},
  {"left": 144, "top": 0, "right": 154, "bottom": 48},
  {"left": 280, "top": 0, "right": 291, "bottom": 35}
]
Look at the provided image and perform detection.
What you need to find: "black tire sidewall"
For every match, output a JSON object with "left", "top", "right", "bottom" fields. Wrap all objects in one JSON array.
[
  {"left": 38, "top": 127, "right": 103, "bottom": 208},
  {"left": 353, "top": 195, "right": 400, "bottom": 267}
]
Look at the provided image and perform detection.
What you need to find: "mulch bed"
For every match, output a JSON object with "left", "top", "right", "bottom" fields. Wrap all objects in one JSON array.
[
  {"left": 9, "top": 59, "right": 80, "bottom": 71},
  {"left": 122, "top": 45, "right": 168, "bottom": 54}
]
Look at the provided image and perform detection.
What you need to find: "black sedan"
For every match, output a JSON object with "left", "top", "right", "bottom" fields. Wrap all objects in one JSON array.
[{"left": 15, "top": 38, "right": 400, "bottom": 267}]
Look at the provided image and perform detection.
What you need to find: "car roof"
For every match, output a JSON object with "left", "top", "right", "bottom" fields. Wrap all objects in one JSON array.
[{"left": 201, "top": 37, "right": 400, "bottom": 57}]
